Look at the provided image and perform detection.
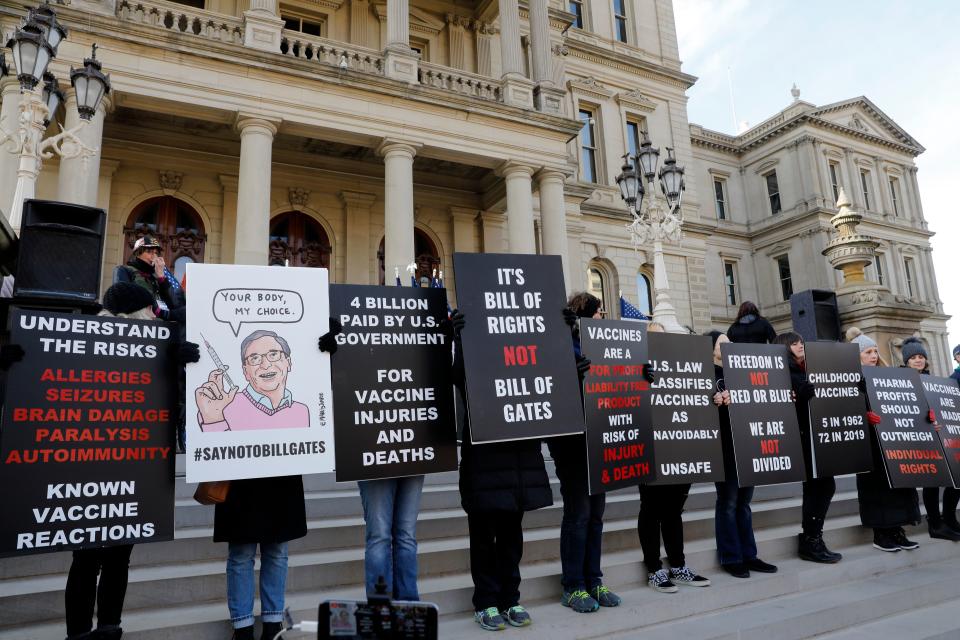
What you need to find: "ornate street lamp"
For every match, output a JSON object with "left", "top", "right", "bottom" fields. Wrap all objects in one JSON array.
[
  {"left": 1, "top": 2, "right": 112, "bottom": 230},
  {"left": 0, "top": 52, "right": 8, "bottom": 78},
  {"left": 615, "top": 133, "right": 686, "bottom": 332}
]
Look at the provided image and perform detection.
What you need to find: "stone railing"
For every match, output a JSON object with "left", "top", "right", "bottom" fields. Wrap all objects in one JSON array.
[
  {"left": 117, "top": 0, "right": 244, "bottom": 44},
  {"left": 279, "top": 31, "right": 383, "bottom": 75},
  {"left": 418, "top": 62, "right": 502, "bottom": 102}
]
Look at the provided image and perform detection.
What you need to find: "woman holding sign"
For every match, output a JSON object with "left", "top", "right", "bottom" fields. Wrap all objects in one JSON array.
[
  {"left": 774, "top": 332, "right": 842, "bottom": 563},
  {"left": 852, "top": 334, "right": 922, "bottom": 552}
]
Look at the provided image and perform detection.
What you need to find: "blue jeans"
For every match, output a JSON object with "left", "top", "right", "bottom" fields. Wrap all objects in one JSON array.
[
  {"left": 714, "top": 479, "right": 757, "bottom": 565},
  {"left": 551, "top": 438, "right": 605, "bottom": 591},
  {"left": 358, "top": 476, "right": 424, "bottom": 600},
  {"left": 226, "top": 542, "right": 288, "bottom": 629}
]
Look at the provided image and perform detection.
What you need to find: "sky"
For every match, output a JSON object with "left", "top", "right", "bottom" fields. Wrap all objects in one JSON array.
[{"left": 673, "top": 0, "right": 960, "bottom": 357}]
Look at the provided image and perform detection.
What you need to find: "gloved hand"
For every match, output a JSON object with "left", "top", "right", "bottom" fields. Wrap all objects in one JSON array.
[
  {"left": 179, "top": 341, "right": 200, "bottom": 364},
  {"left": 562, "top": 308, "right": 578, "bottom": 329},
  {"left": 450, "top": 309, "right": 465, "bottom": 338},
  {"left": 576, "top": 355, "right": 592, "bottom": 377},
  {"left": 866, "top": 411, "right": 882, "bottom": 425},
  {"left": 0, "top": 344, "right": 25, "bottom": 371},
  {"left": 318, "top": 318, "right": 343, "bottom": 354},
  {"left": 642, "top": 363, "right": 656, "bottom": 384},
  {"left": 928, "top": 409, "right": 937, "bottom": 424}
]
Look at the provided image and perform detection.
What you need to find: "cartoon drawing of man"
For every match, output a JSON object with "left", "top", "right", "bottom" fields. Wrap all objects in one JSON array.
[{"left": 196, "top": 329, "right": 310, "bottom": 431}]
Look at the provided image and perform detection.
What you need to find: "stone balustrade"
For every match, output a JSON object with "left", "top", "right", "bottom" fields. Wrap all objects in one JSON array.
[
  {"left": 418, "top": 62, "right": 502, "bottom": 102},
  {"left": 117, "top": 0, "right": 244, "bottom": 44},
  {"left": 279, "top": 32, "right": 383, "bottom": 75}
]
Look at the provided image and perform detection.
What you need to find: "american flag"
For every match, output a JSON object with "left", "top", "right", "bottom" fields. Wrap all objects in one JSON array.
[{"left": 620, "top": 295, "right": 651, "bottom": 321}]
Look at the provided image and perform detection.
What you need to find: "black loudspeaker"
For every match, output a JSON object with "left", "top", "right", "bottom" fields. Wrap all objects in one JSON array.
[
  {"left": 13, "top": 199, "right": 106, "bottom": 303},
  {"left": 791, "top": 289, "right": 841, "bottom": 342}
]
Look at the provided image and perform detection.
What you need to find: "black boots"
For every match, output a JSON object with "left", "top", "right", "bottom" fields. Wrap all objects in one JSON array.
[
  {"left": 798, "top": 533, "right": 842, "bottom": 563},
  {"left": 260, "top": 622, "right": 284, "bottom": 640},
  {"left": 231, "top": 627, "right": 255, "bottom": 640},
  {"left": 927, "top": 516, "right": 960, "bottom": 541}
]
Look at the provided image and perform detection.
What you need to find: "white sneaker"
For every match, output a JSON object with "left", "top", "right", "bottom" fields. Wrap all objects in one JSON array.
[{"left": 647, "top": 569, "right": 678, "bottom": 593}]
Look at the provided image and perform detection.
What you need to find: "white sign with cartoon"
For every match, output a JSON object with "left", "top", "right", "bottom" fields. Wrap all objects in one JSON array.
[{"left": 185, "top": 264, "right": 334, "bottom": 482}]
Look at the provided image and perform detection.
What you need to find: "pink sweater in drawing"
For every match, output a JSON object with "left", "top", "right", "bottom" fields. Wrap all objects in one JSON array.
[{"left": 200, "top": 387, "right": 310, "bottom": 432}]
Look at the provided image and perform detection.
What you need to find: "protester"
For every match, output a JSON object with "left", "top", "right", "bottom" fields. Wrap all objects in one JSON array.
[
  {"left": 709, "top": 330, "right": 778, "bottom": 578},
  {"left": 773, "top": 332, "right": 842, "bottom": 563},
  {"left": 853, "top": 333, "right": 922, "bottom": 552},
  {"left": 899, "top": 337, "right": 960, "bottom": 541},
  {"left": 112, "top": 236, "right": 178, "bottom": 320},
  {"left": 951, "top": 344, "right": 960, "bottom": 383},
  {"left": 451, "top": 310, "right": 552, "bottom": 631},
  {"left": 726, "top": 302, "right": 776, "bottom": 345},
  {"left": 638, "top": 322, "right": 710, "bottom": 594},
  {"left": 58, "top": 283, "right": 199, "bottom": 640},
  {"left": 548, "top": 293, "right": 622, "bottom": 613}
]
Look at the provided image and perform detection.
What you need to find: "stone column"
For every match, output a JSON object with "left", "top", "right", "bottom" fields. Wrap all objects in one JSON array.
[
  {"left": 874, "top": 157, "right": 893, "bottom": 215},
  {"left": 0, "top": 77, "right": 20, "bottom": 220},
  {"left": 498, "top": 0, "right": 534, "bottom": 108},
  {"left": 473, "top": 22, "right": 498, "bottom": 77},
  {"left": 446, "top": 14, "right": 468, "bottom": 70},
  {"left": 528, "top": 0, "right": 562, "bottom": 113},
  {"left": 351, "top": 0, "right": 372, "bottom": 47},
  {"left": 843, "top": 148, "right": 862, "bottom": 208},
  {"left": 377, "top": 139, "right": 420, "bottom": 279},
  {"left": 56, "top": 90, "right": 111, "bottom": 207},
  {"left": 450, "top": 206, "right": 479, "bottom": 254},
  {"left": 480, "top": 210, "right": 505, "bottom": 253},
  {"left": 234, "top": 115, "right": 279, "bottom": 265},
  {"left": 908, "top": 167, "right": 925, "bottom": 222},
  {"left": 536, "top": 168, "right": 569, "bottom": 284},
  {"left": 219, "top": 174, "right": 239, "bottom": 263},
  {"left": 340, "top": 190, "right": 376, "bottom": 284},
  {"left": 244, "top": 0, "right": 284, "bottom": 52},
  {"left": 384, "top": 0, "right": 419, "bottom": 83},
  {"left": 497, "top": 161, "right": 536, "bottom": 254}
]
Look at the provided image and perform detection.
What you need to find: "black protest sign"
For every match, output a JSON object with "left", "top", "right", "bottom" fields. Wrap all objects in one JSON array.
[
  {"left": 0, "top": 309, "right": 176, "bottom": 557},
  {"left": 580, "top": 319, "right": 653, "bottom": 494},
  {"left": 452, "top": 253, "right": 583, "bottom": 443},
  {"left": 804, "top": 342, "right": 873, "bottom": 478},
  {"left": 648, "top": 333, "right": 724, "bottom": 485},
  {"left": 330, "top": 285, "right": 457, "bottom": 482},
  {"left": 721, "top": 343, "right": 805, "bottom": 486},
  {"left": 919, "top": 376, "right": 960, "bottom": 488},
  {"left": 862, "top": 367, "right": 951, "bottom": 488}
]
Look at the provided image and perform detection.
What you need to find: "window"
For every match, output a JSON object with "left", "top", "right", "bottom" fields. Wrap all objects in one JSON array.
[
  {"left": 776, "top": 255, "right": 793, "bottom": 301},
  {"left": 280, "top": 12, "right": 324, "bottom": 36},
  {"left": 874, "top": 253, "right": 885, "bottom": 286},
  {"left": 889, "top": 178, "right": 901, "bottom": 216},
  {"left": 587, "top": 267, "right": 606, "bottom": 315},
  {"left": 828, "top": 161, "right": 841, "bottom": 203},
  {"left": 123, "top": 196, "right": 206, "bottom": 279},
  {"left": 723, "top": 262, "right": 737, "bottom": 306},
  {"left": 860, "top": 170, "right": 871, "bottom": 209},
  {"left": 269, "top": 212, "right": 331, "bottom": 268},
  {"left": 625, "top": 120, "right": 643, "bottom": 167},
  {"left": 636, "top": 272, "right": 652, "bottom": 317},
  {"left": 569, "top": 0, "right": 584, "bottom": 29},
  {"left": 613, "top": 0, "right": 628, "bottom": 42},
  {"left": 579, "top": 108, "right": 598, "bottom": 183},
  {"left": 714, "top": 179, "right": 727, "bottom": 220},
  {"left": 765, "top": 171, "right": 781, "bottom": 214},
  {"left": 377, "top": 230, "right": 440, "bottom": 285},
  {"left": 904, "top": 257, "right": 916, "bottom": 298}
]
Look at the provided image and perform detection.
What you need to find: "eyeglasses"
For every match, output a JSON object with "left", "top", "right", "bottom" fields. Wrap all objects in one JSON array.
[{"left": 243, "top": 350, "right": 286, "bottom": 366}]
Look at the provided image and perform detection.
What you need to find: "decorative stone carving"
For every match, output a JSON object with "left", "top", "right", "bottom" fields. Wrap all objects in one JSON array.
[
  {"left": 616, "top": 88, "right": 657, "bottom": 112},
  {"left": 159, "top": 170, "right": 183, "bottom": 191},
  {"left": 822, "top": 186, "right": 879, "bottom": 286},
  {"left": 288, "top": 187, "right": 310, "bottom": 207}
]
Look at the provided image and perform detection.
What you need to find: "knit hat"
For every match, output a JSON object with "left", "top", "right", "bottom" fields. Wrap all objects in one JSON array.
[
  {"left": 953, "top": 344, "right": 960, "bottom": 359},
  {"left": 706, "top": 330, "right": 724, "bottom": 349},
  {"left": 851, "top": 334, "right": 877, "bottom": 354},
  {"left": 103, "top": 282, "right": 155, "bottom": 316},
  {"left": 901, "top": 337, "right": 927, "bottom": 363}
]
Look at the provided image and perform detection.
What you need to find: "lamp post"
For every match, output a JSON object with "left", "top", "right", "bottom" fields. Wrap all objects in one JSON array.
[
  {"left": 615, "top": 131, "right": 686, "bottom": 332},
  {"left": 1, "top": 2, "right": 110, "bottom": 231}
]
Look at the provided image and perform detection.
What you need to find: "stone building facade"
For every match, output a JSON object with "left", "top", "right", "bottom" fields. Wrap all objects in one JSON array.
[{"left": 0, "top": 0, "right": 949, "bottom": 372}]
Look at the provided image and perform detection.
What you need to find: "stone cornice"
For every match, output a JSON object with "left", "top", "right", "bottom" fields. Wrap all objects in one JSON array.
[
  {"left": 615, "top": 89, "right": 657, "bottom": 113},
  {"left": 563, "top": 37, "right": 697, "bottom": 90}
]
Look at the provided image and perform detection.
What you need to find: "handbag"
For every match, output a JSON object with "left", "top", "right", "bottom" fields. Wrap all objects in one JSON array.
[{"left": 193, "top": 480, "right": 231, "bottom": 505}]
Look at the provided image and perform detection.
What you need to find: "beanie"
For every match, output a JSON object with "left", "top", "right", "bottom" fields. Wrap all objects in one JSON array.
[
  {"left": 953, "top": 344, "right": 960, "bottom": 359},
  {"left": 103, "top": 282, "right": 156, "bottom": 316},
  {"left": 901, "top": 337, "right": 927, "bottom": 363},
  {"left": 851, "top": 334, "right": 877, "bottom": 354},
  {"left": 706, "top": 330, "right": 724, "bottom": 349}
]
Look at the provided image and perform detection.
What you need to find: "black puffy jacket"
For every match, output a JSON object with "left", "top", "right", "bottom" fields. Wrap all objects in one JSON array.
[
  {"left": 726, "top": 314, "right": 776, "bottom": 345},
  {"left": 213, "top": 475, "right": 307, "bottom": 544}
]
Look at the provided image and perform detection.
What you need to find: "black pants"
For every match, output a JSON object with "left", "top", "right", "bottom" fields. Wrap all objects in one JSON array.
[
  {"left": 65, "top": 545, "right": 134, "bottom": 637},
  {"left": 922, "top": 487, "right": 960, "bottom": 524},
  {"left": 638, "top": 484, "right": 690, "bottom": 573},
  {"left": 801, "top": 477, "right": 836, "bottom": 536},
  {"left": 467, "top": 511, "right": 524, "bottom": 612}
]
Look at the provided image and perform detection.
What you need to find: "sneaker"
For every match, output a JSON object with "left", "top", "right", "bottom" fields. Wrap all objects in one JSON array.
[
  {"left": 474, "top": 607, "right": 506, "bottom": 631},
  {"left": 720, "top": 563, "right": 749, "bottom": 578},
  {"left": 744, "top": 558, "right": 778, "bottom": 573},
  {"left": 560, "top": 589, "right": 599, "bottom": 613},
  {"left": 669, "top": 566, "right": 711, "bottom": 587},
  {"left": 647, "top": 569, "right": 678, "bottom": 593},
  {"left": 872, "top": 529, "right": 901, "bottom": 552},
  {"left": 928, "top": 519, "right": 960, "bottom": 542},
  {"left": 798, "top": 533, "right": 842, "bottom": 564},
  {"left": 892, "top": 528, "right": 919, "bottom": 550},
  {"left": 501, "top": 605, "right": 532, "bottom": 627},
  {"left": 590, "top": 584, "right": 622, "bottom": 607}
]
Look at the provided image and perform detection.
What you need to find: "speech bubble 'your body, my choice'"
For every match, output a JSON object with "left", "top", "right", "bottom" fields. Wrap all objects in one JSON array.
[{"left": 213, "top": 288, "right": 305, "bottom": 336}]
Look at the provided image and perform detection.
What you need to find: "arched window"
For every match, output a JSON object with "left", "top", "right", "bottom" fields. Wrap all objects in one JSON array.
[
  {"left": 377, "top": 229, "right": 441, "bottom": 286},
  {"left": 268, "top": 212, "right": 331, "bottom": 268},
  {"left": 587, "top": 266, "right": 607, "bottom": 316},
  {"left": 124, "top": 196, "right": 206, "bottom": 281},
  {"left": 636, "top": 272, "right": 653, "bottom": 317}
]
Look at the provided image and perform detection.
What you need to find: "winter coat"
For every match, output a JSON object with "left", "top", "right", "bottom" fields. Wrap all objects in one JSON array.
[
  {"left": 726, "top": 314, "right": 776, "bottom": 345},
  {"left": 856, "top": 365, "right": 921, "bottom": 529},
  {"left": 453, "top": 340, "right": 553, "bottom": 514},
  {"left": 213, "top": 475, "right": 307, "bottom": 544},
  {"left": 714, "top": 364, "right": 737, "bottom": 482},
  {"left": 113, "top": 256, "right": 178, "bottom": 318},
  {"left": 951, "top": 367, "right": 960, "bottom": 383},
  {"left": 786, "top": 358, "right": 817, "bottom": 480}
]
